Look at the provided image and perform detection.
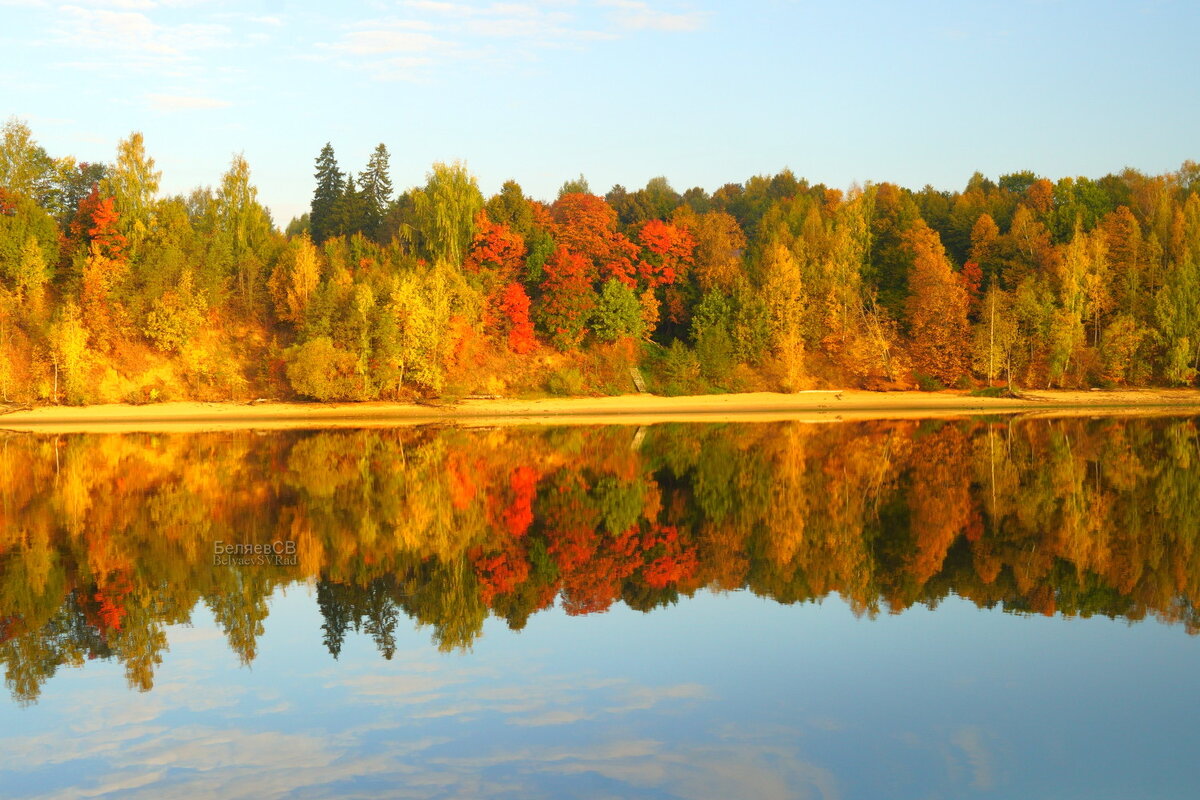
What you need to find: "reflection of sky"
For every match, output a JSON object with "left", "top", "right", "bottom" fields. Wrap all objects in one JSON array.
[{"left": 3, "top": 589, "right": 1199, "bottom": 799}]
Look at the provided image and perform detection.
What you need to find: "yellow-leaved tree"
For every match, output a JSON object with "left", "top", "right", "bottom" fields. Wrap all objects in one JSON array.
[{"left": 268, "top": 233, "right": 321, "bottom": 326}]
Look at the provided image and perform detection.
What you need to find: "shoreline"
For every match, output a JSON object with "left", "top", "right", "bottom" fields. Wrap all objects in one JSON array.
[{"left": 2, "top": 389, "right": 1199, "bottom": 433}]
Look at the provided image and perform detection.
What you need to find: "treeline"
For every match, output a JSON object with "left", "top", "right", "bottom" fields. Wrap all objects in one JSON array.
[
  {"left": 2, "top": 117, "right": 1200, "bottom": 403},
  {"left": 2, "top": 417, "right": 1199, "bottom": 702}
]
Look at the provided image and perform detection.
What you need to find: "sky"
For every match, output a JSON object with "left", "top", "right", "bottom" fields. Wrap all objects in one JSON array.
[
  {"left": 4, "top": 589, "right": 1200, "bottom": 798},
  {"left": 2, "top": 0, "right": 1198, "bottom": 226}
]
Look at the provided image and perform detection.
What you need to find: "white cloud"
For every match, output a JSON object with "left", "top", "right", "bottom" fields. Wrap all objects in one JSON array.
[
  {"left": 402, "top": 0, "right": 462, "bottom": 12},
  {"left": 601, "top": 0, "right": 710, "bottom": 32},
  {"left": 951, "top": 726, "right": 996, "bottom": 791},
  {"left": 330, "top": 29, "right": 444, "bottom": 55},
  {"left": 508, "top": 708, "right": 592, "bottom": 726},
  {"left": 145, "top": 93, "right": 232, "bottom": 112},
  {"left": 52, "top": 5, "right": 231, "bottom": 61},
  {"left": 66, "top": 0, "right": 158, "bottom": 9},
  {"left": 318, "top": 1, "right": 637, "bottom": 81}
]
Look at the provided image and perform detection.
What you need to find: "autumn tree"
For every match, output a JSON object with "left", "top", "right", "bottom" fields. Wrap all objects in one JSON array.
[
  {"left": 972, "top": 285, "right": 1020, "bottom": 385},
  {"left": 143, "top": 269, "right": 205, "bottom": 353},
  {"left": 904, "top": 221, "right": 970, "bottom": 384},
  {"left": 550, "top": 193, "right": 640, "bottom": 286},
  {"left": 537, "top": 246, "right": 596, "bottom": 349},
  {"left": 463, "top": 210, "right": 526, "bottom": 286},
  {"left": 759, "top": 237, "right": 806, "bottom": 390},
  {"left": 636, "top": 218, "right": 694, "bottom": 289},
  {"left": 49, "top": 301, "right": 90, "bottom": 403},
  {"left": 679, "top": 209, "right": 745, "bottom": 293},
  {"left": 495, "top": 282, "right": 536, "bottom": 354},
  {"left": 268, "top": 233, "right": 322, "bottom": 325}
]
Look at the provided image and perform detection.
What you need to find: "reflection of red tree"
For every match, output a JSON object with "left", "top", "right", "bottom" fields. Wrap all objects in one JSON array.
[
  {"left": 503, "top": 466, "right": 539, "bottom": 537},
  {"left": 641, "top": 525, "right": 698, "bottom": 589},
  {"left": 557, "top": 525, "right": 641, "bottom": 615},
  {"left": 446, "top": 452, "right": 479, "bottom": 510},
  {"left": 90, "top": 571, "right": 133, "bottom": 633},
  {"left": 472, "top": 541, "right": 531, "bottom": 606}
]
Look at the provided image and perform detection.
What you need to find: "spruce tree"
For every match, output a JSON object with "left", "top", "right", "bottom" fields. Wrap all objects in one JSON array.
[
  {"left": 332, "top": 175, "right": 367, "bottom": 239},
  {"left": 359, "top": 143, "right": 393, "bottom": 241},
  {"left": 311, "top": 143, "right": 344, "bottom": 244}
]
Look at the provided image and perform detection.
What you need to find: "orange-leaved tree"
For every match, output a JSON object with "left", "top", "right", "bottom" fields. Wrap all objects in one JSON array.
[
  {"left": 464, "top": 210, "right": 526, "bottom": 281},
  {"left": 496, "top": 281, "right": 536, "bottom": 354},
  {"left": 550, "top": 193, "right": 640, "bottom": 287},
  {"left": 904, "top": 220, "right": 971, "bottom": 384},
  {"left": 536, "top": 245, "right": 595, "bottom": 349},
  {"left": 636, "top": 218, "right": 694, "bottom": 289}
]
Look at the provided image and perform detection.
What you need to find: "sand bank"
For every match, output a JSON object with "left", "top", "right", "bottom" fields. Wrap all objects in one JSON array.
[{"left": 2, "top": 388, "right": 1199, "bottom": 433}]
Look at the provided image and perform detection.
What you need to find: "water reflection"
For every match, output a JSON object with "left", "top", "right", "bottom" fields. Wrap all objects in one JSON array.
[{"left": 2, "top": 416, "right": 1198, "bottom": 703}]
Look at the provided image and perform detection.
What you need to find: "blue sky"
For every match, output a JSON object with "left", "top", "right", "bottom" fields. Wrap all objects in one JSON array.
[{"left": 2, "top": 0, "right": 1197, "bottom": 225}]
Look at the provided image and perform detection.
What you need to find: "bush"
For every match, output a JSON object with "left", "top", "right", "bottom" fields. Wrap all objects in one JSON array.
[
  {"left": 913, "top": 372, "right": 945, "bottom": 392},
  {"left": 284, "top": 337, "right": 365, "bottom": 401},
  {"left": 658, "top": 339, "right": 702, "bottom": 396},
  {"left": 696, "top": 325, "right": 735, "bottom": 382},
  {"left": 969, "top": 386, "right": 1009, "bottom": 398},
  {"left": 545, "top": 366, "right": 585, "bottom": 396}
]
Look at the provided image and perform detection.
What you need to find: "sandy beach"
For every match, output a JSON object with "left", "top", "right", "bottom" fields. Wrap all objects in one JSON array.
[{"left": 2, "top": 388, "right": 1199, "bottom": 433}]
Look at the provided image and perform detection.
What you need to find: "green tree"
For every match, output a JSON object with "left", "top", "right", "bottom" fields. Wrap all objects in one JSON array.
[
  {"left": 359, "top": 143, "right": 393, "bottom": 241},
  {"left": 691, "top": 288, "right": 736, "bottom": 381},
  {"left": 310, "top": 143, "right": 344, "bottom": 244},
  {"left": 0, "top": 118, "right": 54, "bottom": 200},
  {"left": 213, "top": 154, "right": 274, "bottom": 312},
  {"left": 411, "top": 162, "right": 483, "bottom": 267},
  {"left": 143, "top": 269, "right": 206, "bottom": 353},
  {"left": 1155, "top": 250, "right": 1200, "bottom": 384},
  {"left": 14, "top": 236, "right": 49, "bottom": 307},
  {"left": 592, "top": 279, "right": 645, "bottom": 342},
  {"left": 100, "top": 132, "right": 161, "bottom": 256},
  {"left": 0, "top": 193, "right": 59, "bottom": 288},
  {"left": 558, "top": 174, "right": 590, "bottom": 199},
  {"left": 332, "top": 174, "right": 367, "bottom": 239}
]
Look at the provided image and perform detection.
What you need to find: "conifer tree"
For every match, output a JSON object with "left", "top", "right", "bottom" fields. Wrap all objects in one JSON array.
[
  {"left": 359, "top": 143, "right": 393, "bottom": 241},
  {"left": 311, "top": 143, "right": 344, "bottom": 244}
]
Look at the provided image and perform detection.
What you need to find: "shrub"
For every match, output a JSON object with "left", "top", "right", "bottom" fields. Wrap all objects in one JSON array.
[
  {"left": 545, "top": 366, "right": 585, "bottom": 396},
  {"left": 284, "top": 337, "right": 364, "bottom": 401},
  {"left": 913, "top": 371, "right": 945, "bottom": 392}
]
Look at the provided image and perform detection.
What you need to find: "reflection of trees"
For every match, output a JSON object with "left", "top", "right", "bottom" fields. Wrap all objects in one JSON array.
[{"left": 1, "top": 417, "right": 1199, "bottom": 701}]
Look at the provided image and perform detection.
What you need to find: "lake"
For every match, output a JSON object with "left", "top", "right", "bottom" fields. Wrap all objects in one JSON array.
[{"left": 1, "top": 416, "right": 1198, "bottom": 799}]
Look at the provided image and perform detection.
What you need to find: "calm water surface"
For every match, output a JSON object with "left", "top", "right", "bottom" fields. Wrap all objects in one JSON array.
[{"left": 1, "top": 417, "right": 1198, "bottom": 799}]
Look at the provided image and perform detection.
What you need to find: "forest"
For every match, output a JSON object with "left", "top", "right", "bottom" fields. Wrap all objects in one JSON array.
[
  {"left": 2, "top": 417, "right": 1199, "bottom": 702},
  {"left": 1, "top": 118, "right": 1199, "bottom": 404}
]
